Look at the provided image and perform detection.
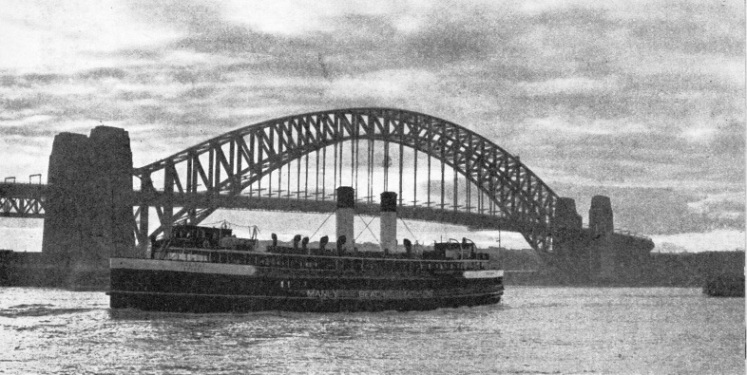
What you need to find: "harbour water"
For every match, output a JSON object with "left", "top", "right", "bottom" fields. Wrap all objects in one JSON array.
[{"left": 1, "top": 286, "right": 743, "bottom": 374}]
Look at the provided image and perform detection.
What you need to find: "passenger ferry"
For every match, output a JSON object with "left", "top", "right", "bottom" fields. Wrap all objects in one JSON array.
[{"left": 109, "top": 187, "right": 504, "bottom": 312}]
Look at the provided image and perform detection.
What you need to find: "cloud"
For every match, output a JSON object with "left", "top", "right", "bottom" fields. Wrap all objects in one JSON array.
[
  {"left": 621, "top": 53, "right": 744, "bottom": 90},
  {"left": 525, "top": 116, "right": 647, "bottom": 136},
  {"left": 0, "top": 114, "right": 55, "bottom": 127},
  {"left": 77, "top": 68, "right": 129, "bottom": 80},
  {"left": 402, "top": 11, "right": 495, "bottom": 62},
  {"left": 688, "top": 192, "right": 746, "bottom": 221},
  {"left": 327, "top": 69, "right": 439, "bottom": 100},
  {"left": 172, "top": 26, "right": 280, "bottom": 55},
  {"left": 518, "top": 76, "right": 620, "bottom": 97},
  {"left": 652, "top": 229, "right": 745, "bottom": 252},
  {"left": 220, "top": 0, "right": 436, "bottom": 36},
  {"left": 0, "top": 0, "right": 180, "bottom": 73}
]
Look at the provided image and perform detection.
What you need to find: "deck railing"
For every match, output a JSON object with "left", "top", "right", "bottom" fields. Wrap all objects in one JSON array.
[{"left": 153, "top": 246, "right": 493, "bottom": 274}]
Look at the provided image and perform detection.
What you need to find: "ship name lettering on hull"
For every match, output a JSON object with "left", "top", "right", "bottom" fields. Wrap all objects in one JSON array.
[{"left": 304, "top": 289, "right": 435, "bottom": 299}]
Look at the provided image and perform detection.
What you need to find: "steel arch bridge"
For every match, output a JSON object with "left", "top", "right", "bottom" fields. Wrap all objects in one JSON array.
[{"left": 133, "top": 108, "right": 561, "bottom": 253}]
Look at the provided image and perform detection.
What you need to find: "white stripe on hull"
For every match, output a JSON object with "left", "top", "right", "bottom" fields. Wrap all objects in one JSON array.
[
  {"left": 109, "top": 289, "right": 503, "bottom": 300},
  {"left": 463, "top": 270, "right": 504, "bottom": 278},
  {"left": 111, "top": 258, "right": 257, "bottom": 276}
]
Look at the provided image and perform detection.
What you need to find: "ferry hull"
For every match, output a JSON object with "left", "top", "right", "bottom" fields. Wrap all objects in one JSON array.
[
  {"left": 109, "top": 290, "right": 502, "bottom": 313},
  {"left": 109, "top": 258, "right": 503, "bottom": 313}
]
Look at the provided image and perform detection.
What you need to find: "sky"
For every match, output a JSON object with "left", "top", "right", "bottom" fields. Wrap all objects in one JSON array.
[{"left": 0, "top": 0, "right": 744, "bottom": 252}]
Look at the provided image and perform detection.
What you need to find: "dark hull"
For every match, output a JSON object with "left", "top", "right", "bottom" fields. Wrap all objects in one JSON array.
[
  {"left": 109, "top": 291, "right": 502, "bottom": 313},
  {"left": 110, "top": 258, "right": 503, "bottom": 313}
]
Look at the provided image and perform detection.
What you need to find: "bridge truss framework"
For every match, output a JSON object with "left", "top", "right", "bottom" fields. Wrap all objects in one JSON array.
[
  {"left": 134, "top": 108, "right": 561, "bottom": 254},
  {"left": 0, "top": 183, "right": 46, "bottom": 218}
]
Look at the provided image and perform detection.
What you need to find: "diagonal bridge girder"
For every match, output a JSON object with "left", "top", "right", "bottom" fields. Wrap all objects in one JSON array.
[
  {"left": 133, "top": 108, "right": 560, "bottom": 253},
  {"left": 0, "top": 182, "right": 47, "bottom": 218}
]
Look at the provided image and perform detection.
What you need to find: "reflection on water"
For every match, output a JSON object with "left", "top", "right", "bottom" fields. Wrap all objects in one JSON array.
[{"left": 0, "top": 287, "right": 743, "bottom": 374}]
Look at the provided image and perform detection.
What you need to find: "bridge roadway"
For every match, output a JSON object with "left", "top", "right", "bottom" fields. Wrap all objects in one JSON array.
[
  {"left": 0, "top": 182, "right": 652, "bottom": 245},
  {"left": 0, "top": 182, "right": 523, "bottom": 231},
  {"left": 134, "top": 190, "right": 523, "bottom": 232}
]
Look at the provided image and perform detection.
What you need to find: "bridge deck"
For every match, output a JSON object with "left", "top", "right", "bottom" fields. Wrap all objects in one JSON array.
[
  {"left": 0, "top": 183, "right": 651, "bottom": 244},
  {"left": 133, "top": 191, "right": 523, "bottom": 232},
  {"left": 0, "top": 183, "right": 47, "bottom": 218}
]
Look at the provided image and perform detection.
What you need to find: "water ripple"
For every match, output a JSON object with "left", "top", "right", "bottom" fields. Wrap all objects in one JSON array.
[{"left": 0, "top": 286, "right": 742, "bottom": 374}]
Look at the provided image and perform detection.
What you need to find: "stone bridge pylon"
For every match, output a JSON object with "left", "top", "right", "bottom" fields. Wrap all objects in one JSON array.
[{"left": 41, "top": 126, "right": 136, "bottom": 281}]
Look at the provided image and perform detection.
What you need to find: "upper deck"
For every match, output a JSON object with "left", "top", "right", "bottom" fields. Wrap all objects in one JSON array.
[
  {"left": 151, "top": 246, "right": 497, "bottom": 277},
  {"left": 146, "top": 224, "right": 499, "bottom": 277}
]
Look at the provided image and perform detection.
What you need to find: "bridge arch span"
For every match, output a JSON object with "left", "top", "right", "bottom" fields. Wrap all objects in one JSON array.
[{"left": 135, "top": 108, "right": 561, "bottom": 252}]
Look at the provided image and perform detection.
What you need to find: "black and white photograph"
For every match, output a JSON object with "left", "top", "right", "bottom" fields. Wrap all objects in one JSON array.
[{"left": 0, "top": 1, "right": 744, "bottom": 374}]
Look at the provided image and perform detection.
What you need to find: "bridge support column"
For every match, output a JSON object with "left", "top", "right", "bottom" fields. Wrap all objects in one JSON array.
[
  {"left": 41, "top": 126, "right": 134, "bottom": 286},
  {"left": 139, "top": 205, "right": 149, "bottom": 255},
  {"left": 550, "top": 195, "right": 624, "bottom": 282},
  {"left": 589, "top": 195, "right": 615, "bottom": 279},
  {"left": 163, "top": 164, "right": 174, "bottom": 238},
  {"left": 138, "top": 174, "right": 151, "bottom": 256},
  {"left": 551, "top": 197, "right": 594, "bottom": 280},
  {"left": 90, "top": 126, "right": 135, "bottom": 259},
  {"left": 42, "top": 133, "right": 92, "bottom": 279},
  {"left": 552, "top": 197, "right": 584, "bottom": 257}
]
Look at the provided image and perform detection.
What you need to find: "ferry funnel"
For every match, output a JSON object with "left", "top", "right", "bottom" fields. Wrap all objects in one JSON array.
[
  {"left": 336, "top": 187, "right": 355, "bottom": 250},
  {"left": 380, "top": 192, "right": 398, "bottom": 253}
]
